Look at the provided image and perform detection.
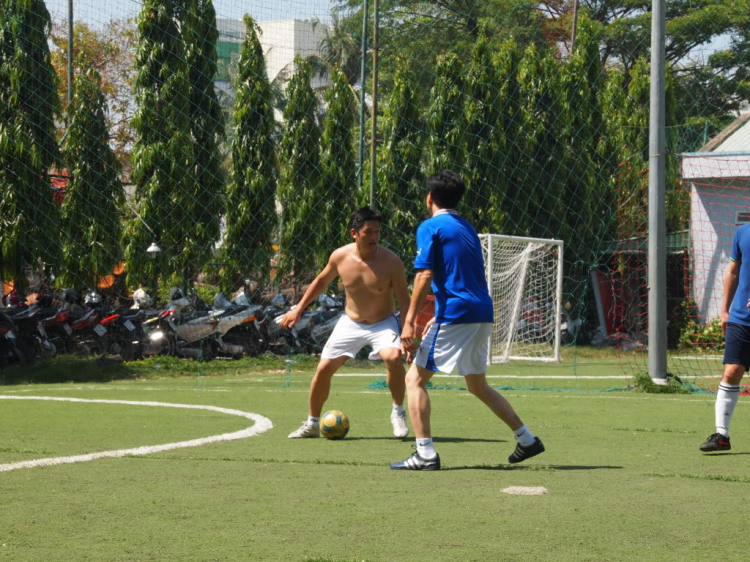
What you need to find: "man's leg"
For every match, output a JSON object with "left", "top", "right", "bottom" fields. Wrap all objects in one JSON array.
[
  {"left": 289, "top": 356, "right": 348, "bottom": 438},
  {"left": 379, "top": 347, "right": 409, "bottom": 438},
  {"left": 390, "top": 363, "right": 441, "bottom": 470},
  {"left": 701, "top": 363, "right": 745, "bottom": 451},
  {"left": 464, "top": 373, "right": 545, "bottom": 463},
  {"left": 308, "top": 356, "right": 349, "bottom": 417}
]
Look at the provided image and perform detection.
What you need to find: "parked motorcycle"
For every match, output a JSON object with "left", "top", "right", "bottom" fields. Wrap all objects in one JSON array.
[
  {"left": 141, "top": 288, "right": 220, "bottom": 360},
  {"left": 0, "top": 310, "right": 33, "bottom": 367},
  {"left": 210, "top": 292, "right": 265, "bottom": 358}
]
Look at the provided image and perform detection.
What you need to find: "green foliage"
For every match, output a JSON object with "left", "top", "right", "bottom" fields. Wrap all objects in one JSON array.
[
  {"left": 123, "top": 0, "right": 194, "bottom": 289},
  {"left": 58, "top": 69, "right": 124, "bottom": 292},
  {"left": 378, "top": 63, "right": 425, "bottom": 259},
  {"left": 181, "top": 0, "right": 225, "bottom": 279},
  {"left": 424, "top": 52, "right": 465, "bottom": 174},
  {"left": 678, "top": 316, "right": 724, "bottom": 353},
  {"left": 319, "top": 65, "right": 357, "bottom": 261},
  {"left": 277, "top": 57, "right": 322, "bottom": 283},
  {"left": 222, "top": 15, "right": 278, "bottom": 288},
  {"left": 0, "top": 0, "right": 62, "bottom": 286},
  {"left": 462, "top": 32, "right": 504, "bottom": 233}
]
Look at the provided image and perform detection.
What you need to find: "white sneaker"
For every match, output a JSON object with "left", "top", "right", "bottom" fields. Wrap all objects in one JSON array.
[
  {"left": 391, "top": 411, "right": 409, "bottom": 438},
  {"left": 288, "top": 421, "right": 320, "bottom": 439}
]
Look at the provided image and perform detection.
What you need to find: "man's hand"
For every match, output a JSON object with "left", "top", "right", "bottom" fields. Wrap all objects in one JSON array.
[
  {"left": 722, "top": 310, "right": 731, "bottom": 335},
  {"left": 280, "top": 307, "right": 302, "bottom": 329},
  {"left": 401, "top": 321, "right": 417, "bottom": 363},
  {"left": 421, "top": 316, "right": 435, "bottom": 336}
]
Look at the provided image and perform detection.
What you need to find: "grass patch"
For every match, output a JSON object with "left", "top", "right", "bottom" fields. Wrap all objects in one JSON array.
[
  {"left": 631, "top": 372, "right": 695, "bottom": 394},
  {"left": 648, "top": 472, "right": 750, "bottom": 484}
]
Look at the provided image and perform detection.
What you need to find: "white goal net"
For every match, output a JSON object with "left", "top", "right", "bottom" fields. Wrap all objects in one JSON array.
[{"left": 479, "top": 234, "right": 563, "bottom": 364}]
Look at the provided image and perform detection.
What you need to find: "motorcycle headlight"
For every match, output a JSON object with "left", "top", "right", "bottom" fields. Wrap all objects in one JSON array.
[{"left": 150, "top": 330, "right": 164, "bottom": 341}]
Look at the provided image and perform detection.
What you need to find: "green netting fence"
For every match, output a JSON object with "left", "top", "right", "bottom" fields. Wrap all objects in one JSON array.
[{"left": 1, "top": 0, "right": 749, "bottom": 383}]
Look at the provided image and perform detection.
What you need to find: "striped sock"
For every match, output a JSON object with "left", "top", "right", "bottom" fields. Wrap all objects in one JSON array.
[{"left": 716, "top": 383, "right": 740, "bottom": 437}]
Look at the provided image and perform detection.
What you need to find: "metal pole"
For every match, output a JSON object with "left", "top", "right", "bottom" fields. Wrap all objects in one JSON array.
[
  {"left": 357, "top": 0, "right": 369, "bottom": 192},
  {"left": 648, "top": 0, "right": 668, "bottom": 384},
  {"left": 570, "top": 0, "right": 580, "bottom": 53},
  {"left": 369, "top": 0, "right": 379, "bottom": 209},
  {"left": 67, "top": 0, "right": 74, "bottom": 104}
]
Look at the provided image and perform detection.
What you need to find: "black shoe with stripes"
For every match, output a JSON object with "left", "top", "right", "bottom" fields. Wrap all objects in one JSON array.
[
  {"left": 699, "top": 432, "right": 731, "bottom": 452},
  {"left": 390, "top": 450, "right": 441, "bottom": 471},
  {"left": 508, "top": 437, "right": 545, "bottom": 464}
]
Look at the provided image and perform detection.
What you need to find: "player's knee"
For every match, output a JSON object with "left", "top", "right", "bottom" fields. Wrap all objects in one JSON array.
[{"left": 381, "top": 351, "right": 404, "bottom": 370}]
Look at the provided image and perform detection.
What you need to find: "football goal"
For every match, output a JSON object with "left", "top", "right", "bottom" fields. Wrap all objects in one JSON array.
[{"left": 479, "top": 234, "right": 564, "bottom": 364}]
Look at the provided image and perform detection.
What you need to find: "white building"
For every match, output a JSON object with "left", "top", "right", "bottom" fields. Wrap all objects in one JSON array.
[
  {"left": 216, "top": 18, "right": 329, "bottom": 91},
  {"left": 681, "top": 113, "right": 750, "bottom": 322}
]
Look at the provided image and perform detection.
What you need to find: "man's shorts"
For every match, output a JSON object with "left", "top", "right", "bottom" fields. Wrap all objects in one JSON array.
[
  {"left": 321, "top": 313, "right": 401, "bottom": 360},
  {"left": 414, "top": 322, "right": 492, "bottom": 376},
  {"left": 723, "top": 322, "right": 750, "bottom": 371}
]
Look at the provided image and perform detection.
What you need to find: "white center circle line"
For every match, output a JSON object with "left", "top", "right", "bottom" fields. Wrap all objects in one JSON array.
[{"left": 0, "top": 395, "right": 273, "bottom": 473}]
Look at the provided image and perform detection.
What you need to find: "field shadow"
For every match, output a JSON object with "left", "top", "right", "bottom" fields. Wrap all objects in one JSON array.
[
  {"left": 443, "top": 464, "right": 623, "bottom": 472},
  {"left": 701, "top": 452, "right": 750, "bottom": 456}
]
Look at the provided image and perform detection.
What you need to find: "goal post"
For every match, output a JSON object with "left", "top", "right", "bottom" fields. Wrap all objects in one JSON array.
[{"left": 479, "top": 234, "right": 564, "bottom": 364}]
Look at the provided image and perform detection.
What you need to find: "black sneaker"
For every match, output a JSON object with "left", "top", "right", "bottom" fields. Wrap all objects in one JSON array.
[
  {"left": 390, "top": 450, "right": 441, "bottom": 471},
  {"left": 508, "top": 437, "right": 545, "bottom": 464},
  {"left": 699, "top": 433, "right": 731, "bottom": 452}
]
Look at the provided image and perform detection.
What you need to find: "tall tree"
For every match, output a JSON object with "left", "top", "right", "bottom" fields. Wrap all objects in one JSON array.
[
  {"left": 277, "top": 57, "right": 322, "bottom": 283},
  {"left": 378, "top": 63, "right": 425, "bottom": 260},
  {"left": 560, "top": 16, "right": 601, "bottom": 264},
  {"left": 494, "top": 39, "right": 525, "bottom": 234},
  {"left": 0, "top": 0, "right": 62, "bottom": 287},
  {"left": 123, "top": 0, "right": 193, "bottom": 290},
  {"left": 424, "top": 52, "right": 465, "bottom": 174},
  {"left": 182, "top": 0, "right": 225, "bottom": 281},
  {"left": 58, "top": 69, "right": 123, "bottom": 291},
  {"left": 222, "top": 15, "right": 278, "bottom": 288},
  {"left": 319, "top": 65, "right": 357, "bottom": 263},
  {"left": 516, "top": 44, "right": 566, "bottom": 241},
  {"left": 462, "top": 32, "right": 505, "bottom": 233}
]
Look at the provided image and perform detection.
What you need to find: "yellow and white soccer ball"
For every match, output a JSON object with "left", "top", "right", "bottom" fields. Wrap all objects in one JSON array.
[{"left": 319, "top": 410, "right": 350, "bottom": 440}]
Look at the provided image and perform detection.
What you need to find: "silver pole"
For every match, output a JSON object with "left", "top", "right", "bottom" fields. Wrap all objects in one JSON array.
[
  {"left": 357, "top": 0, "right": 369, "bottom": 192},
  {"left": 369, "top": 0, "right": 379, "bottom": 209},
  {"left": 570, "top": 0, "right": 580, "bottom": 52},
  {"left": 67, "top": 0, "right": 74, "bottom": 104},
  {"left": 648, "top": 0, "right": 668, "bottom": 383}
]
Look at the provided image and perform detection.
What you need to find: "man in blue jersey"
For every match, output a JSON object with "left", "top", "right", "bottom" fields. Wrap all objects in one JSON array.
[
  {"left": 700, "top": 224, "right": 750, "bottom": 452},
  {"left": 390, "top": 170, "right": 544, "bottom": 470}
]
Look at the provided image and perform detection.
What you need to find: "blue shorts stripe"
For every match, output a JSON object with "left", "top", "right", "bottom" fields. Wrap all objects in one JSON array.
[{"left": 425, "top": 323, "right": 441, "bottom": 371}]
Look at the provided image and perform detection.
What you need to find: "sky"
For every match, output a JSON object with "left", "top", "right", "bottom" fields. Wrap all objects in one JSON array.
[{"left": 45, "top": 0, "right": 338, "bottom": 27}]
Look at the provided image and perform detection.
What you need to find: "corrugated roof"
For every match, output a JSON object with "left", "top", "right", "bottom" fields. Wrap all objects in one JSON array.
[{"left": 700, "top": 113, "right": 750, "bottom": 152}]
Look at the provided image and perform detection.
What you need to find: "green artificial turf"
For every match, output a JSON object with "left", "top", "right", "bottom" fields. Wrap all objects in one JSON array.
[{"left": 0, "top": 358, "right": 747, "bottom": 561}]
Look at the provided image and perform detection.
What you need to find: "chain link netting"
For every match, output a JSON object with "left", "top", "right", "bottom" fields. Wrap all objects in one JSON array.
[{"left": 1, "top": 1, "right": 749, "bottom": 378}]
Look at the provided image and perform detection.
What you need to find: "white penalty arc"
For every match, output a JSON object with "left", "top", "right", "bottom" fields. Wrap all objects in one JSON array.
[{"left": 0, "top": 396, "right": 273, "bottom": 473}]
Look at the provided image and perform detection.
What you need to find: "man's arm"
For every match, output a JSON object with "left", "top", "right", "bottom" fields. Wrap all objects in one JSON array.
[
  {"left": 722, "top": 259, "right": 740, "bottom": 334},
  {"left": 401, "top": 269, "right": 433, "bottom": 358},
  {"left": 391, "top": 258, "right": 411, "bottom": 328},
  {"left": 280, "top": 254, "right": 339, "bottom": 329}
]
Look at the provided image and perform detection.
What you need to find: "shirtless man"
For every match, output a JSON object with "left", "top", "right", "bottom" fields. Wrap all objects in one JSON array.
[{"left": 283, "top": 207, "right": 411, "bottom": 439}]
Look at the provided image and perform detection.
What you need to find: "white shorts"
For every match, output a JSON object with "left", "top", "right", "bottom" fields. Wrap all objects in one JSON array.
[
  {"left": 415, "top": 322, "right": 492, "bottom": 376},
  {"left": 321, "top": 314, "right": 402, "bottom": 360}
]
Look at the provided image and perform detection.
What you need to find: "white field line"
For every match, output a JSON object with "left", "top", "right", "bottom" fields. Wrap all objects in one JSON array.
[{"left": 0, "top": 396, "right": 272, "bottom": 473}]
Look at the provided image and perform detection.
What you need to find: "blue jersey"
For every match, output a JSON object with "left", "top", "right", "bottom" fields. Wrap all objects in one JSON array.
[
  {"left": 729, "top": 224, "right": 750, "bottom": 326},
  {"left": 414, "top": 210, "right": 493, "bottom": 324}
]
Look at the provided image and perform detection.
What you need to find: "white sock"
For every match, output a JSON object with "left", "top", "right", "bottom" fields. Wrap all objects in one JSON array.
[
  {"left": 307, "top": 416, "right": 320, "bottom": 425},
  {"left": 392, "top": 405, "right": 405, "bottom": 416},
  {"left": 416, "top": 438, "right": 437, "bottom": 459},
  {"left": 514, "top": 425, "right": 536, "bottom": 447},
  {"left": 716, "top": 383, "right": 740, "bottom": 437}
]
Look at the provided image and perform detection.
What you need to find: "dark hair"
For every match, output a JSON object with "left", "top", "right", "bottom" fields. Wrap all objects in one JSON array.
[
  {"left": 350, "top": 207, "right": 384, "bottom": 231},
  {"left": 426, "top": 170, "right": 465, "bottom": 208}
]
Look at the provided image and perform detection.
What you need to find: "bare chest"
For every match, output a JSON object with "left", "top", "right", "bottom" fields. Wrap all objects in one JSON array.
[{"left": 338, "top": 259, "right": 392, "bottom": 295}]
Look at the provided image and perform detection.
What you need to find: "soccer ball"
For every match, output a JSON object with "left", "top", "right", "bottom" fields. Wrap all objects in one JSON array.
[{"left": 319, "top": 410, "right": 350, "bottom": 440}]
